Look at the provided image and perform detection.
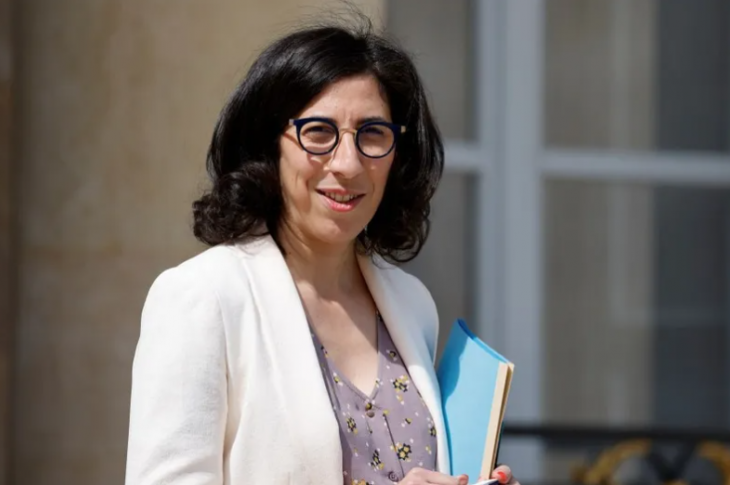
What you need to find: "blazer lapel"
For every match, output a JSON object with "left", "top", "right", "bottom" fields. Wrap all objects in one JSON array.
[
  {"left": 238, "top": 236, "right": 342, "bottom": 485},
  {"left": 358, "top": 255, "right": 451, "bottom": 474}
]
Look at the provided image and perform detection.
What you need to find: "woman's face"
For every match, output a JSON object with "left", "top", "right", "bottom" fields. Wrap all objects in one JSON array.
[{"left": 279, "top": 74, "right": 395, "bottom": 249}]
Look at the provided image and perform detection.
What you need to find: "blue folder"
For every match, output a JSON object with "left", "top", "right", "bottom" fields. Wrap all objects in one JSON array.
[{"left": 437, "top": 319, "right": 514, "bottom": 481}]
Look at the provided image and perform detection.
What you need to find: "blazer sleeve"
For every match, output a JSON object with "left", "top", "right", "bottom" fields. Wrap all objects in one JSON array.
[{"left": 125, "top": 267, "right": 228, "bottom": 485}]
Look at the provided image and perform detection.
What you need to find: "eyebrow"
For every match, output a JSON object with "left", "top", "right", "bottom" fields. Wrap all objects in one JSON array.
[
  {"left": 358, "top": 116, "right": 390, "bottom": 124},
  {"left": 305, "top": 115, "right": 392, "bottom": 125}
]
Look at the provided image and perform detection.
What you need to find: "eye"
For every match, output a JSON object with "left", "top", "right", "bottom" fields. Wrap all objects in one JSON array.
[
  {"left": 302, "top": 123, "right": 336, "bottom": 136},
  {"left": 361, "top": 125, "right": 387, "bottom": 136}
]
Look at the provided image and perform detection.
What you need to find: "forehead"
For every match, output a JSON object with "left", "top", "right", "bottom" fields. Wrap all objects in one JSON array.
[{"left": 298, "top": 74, "right": 391, "bottom": 120}]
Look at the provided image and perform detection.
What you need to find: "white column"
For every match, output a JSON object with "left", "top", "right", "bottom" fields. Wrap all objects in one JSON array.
[
  {"left": 495, "top": 0, "right": 546, "bottom": 480},
  {"left": 473, "top": 0, "right": 501, "bottom": 347}
]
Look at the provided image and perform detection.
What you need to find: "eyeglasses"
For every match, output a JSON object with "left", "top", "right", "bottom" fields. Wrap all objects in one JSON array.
[{"left": 289, "top": 117, "right": 406, "bottom": 159}]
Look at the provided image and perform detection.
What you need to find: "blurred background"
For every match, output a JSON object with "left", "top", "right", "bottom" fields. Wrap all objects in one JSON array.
[{"left": 3, "top": 0, "right": 730, "bottom": 484}]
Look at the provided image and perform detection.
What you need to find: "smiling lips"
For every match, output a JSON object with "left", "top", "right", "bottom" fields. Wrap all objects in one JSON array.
[{"left": 317, "top": 190, "right": 365, "bottom": 212}]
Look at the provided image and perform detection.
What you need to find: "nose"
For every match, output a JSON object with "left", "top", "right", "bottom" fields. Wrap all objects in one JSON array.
[{"left": 328, "top": 131, "right": 364, "bottom": 178}]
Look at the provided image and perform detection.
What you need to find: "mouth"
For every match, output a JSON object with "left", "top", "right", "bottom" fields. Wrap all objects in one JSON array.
[{"left": 316, "top": 190, "right": 365, "bottom": 212}]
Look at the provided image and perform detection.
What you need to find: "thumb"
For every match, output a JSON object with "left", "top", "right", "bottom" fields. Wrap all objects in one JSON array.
[{"left": 491, "top": 464, "right": 512, "bottom": 484}]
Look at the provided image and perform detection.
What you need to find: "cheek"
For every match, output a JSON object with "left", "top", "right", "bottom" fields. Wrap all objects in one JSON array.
[
  {"left": 368, "top": 159, "right": 394, "bottom": 201},
  {"left": 279, "top": 146, "right": 319, "bottom": 204}
]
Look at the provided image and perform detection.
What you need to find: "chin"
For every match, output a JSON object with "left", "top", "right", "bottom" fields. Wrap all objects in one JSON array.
[{"left": 310, "top": 219, "right": 365, "bottom": 247}]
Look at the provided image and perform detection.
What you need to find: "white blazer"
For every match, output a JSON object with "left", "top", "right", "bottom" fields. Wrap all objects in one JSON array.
[{"left": 125, "top": 235, "right": 450, "bottom": 485}]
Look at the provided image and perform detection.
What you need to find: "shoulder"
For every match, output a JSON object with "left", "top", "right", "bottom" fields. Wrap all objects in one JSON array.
[
  {"left": 142, "top": 239, "right": 269, "bottom": 323},
  {"left": 146, "top": 237, "right": 273, "bottom": 297},
  {"left": 141, "top": 245, "right": 234, "bottom": 317},
  {"left": 137, "top": 240, "right": 274, "bottom": 358},
  {"left": 162, "top": 241, "right": 249, "bottom": 278}
]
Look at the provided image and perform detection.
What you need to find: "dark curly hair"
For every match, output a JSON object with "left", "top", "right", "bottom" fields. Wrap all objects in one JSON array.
[{"left": 192, "top": 18, "right": 443, "bottom": 263}]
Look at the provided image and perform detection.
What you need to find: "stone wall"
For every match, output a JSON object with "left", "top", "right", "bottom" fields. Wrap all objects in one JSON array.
[
  {"left": 0, "top": 0, "right": 11, "bottom": 482},
  {"left": 12, "top": 2, "right": 381, "bottom": 483}
]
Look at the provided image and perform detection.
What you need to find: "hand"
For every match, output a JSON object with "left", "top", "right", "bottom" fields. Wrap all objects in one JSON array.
[
  {"left": 479, "top": 464, "right": 520, "bottom": 485},
  {"left": 398, "top": 467, "right": 470, "bottom": 485}
]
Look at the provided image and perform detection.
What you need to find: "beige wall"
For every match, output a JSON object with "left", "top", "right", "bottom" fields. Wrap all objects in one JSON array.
[
  {"left": 0, "top": 0, "right": 12, "bottom": 483},
  {"left": 14, "top": 1, "right": 382, "bottom": 483}
]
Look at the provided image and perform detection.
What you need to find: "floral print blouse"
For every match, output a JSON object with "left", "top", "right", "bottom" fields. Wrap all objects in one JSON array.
[{"left": 311, "top": 313, "right": 438, "bottom": 485}]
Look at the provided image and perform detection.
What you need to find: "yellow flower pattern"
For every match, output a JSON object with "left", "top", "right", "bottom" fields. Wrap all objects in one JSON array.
[
  {"left": 392, "top": 376, "right": 409, "bottom": 393},
  {"left": 370, "top": 449, "right": 385, "bottom": 470},
  {"left": 310, "top": 313, "right": 437, "bottom": 484},
  {"left": 347, "top": 416, "right": 358, "bottom": 435},
  {"left": 392, "top": 442, "right": 413, "bottom": 462}
]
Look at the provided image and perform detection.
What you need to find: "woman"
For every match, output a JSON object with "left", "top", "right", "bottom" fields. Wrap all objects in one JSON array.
[{"left": 125, "top": 20, "right": 519, "bottom": 485}]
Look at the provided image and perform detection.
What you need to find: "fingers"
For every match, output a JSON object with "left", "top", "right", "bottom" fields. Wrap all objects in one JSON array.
[
  {"left": 421, "top": 469, "right": 468, "bottom": 485},
  {"left": 399, "top": 467, "right": 469, "bottom": 485},
  {"left": 491, "top": 464, "right": 512, "bottom": 484}
]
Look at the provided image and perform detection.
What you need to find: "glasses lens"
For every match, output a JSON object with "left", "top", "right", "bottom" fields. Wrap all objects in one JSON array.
[
  {"left": 299, "top": 121, "right": 337, "bottom": 154},
  {"left": 357, "top": 123, "right": 396, "bottom": 158}
]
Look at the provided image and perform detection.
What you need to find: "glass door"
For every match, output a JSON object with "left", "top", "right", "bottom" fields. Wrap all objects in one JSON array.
[
  {"left": 388, "top": 0, "right": 730, "bottom": 483},
  {"left": 539, "top": 0, "right": 730, "bottom": 480}
]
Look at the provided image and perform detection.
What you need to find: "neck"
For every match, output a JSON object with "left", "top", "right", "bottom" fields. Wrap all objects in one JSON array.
[{"left": 278, "top": 225, "right": 361, "bottom": 298}]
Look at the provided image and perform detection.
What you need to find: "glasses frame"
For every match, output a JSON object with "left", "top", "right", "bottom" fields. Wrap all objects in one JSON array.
[{"left": 288, "top": 117, "right": 407, "bottom": 159}]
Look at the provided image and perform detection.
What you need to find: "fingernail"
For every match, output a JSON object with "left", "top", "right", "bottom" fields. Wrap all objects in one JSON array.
[
  {"left": 458, "top": 474, "right": 469, "bottom": 485},
  {"left": 495, "top": 471, "right": 507, "bottom": 483}
]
